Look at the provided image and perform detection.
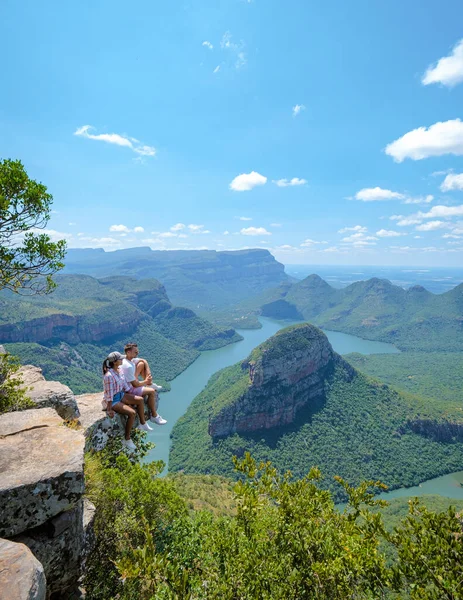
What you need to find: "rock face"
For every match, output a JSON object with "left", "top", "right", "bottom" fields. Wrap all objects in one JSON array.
[
  {"left": 400, "top": 418, "right": 463, "bottom": 442},
  {"left": 209, "top": 324, "right": 351, "bottom": 437},
  {"left": 19, "top": 365, "right": 80, "bottom": 420},
  {"left": 0, "top": 408, "right": 85, "bottom": 538},
  {"left": 0, "top": 306, "right": 146, "bottom": 344},
  {"left": 0, "top": 539, "right": 46, "bottom": 600}
]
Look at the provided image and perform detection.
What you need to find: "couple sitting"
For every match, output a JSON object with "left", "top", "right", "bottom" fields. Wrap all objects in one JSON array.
[{"left": 102, "top": 342, "right": 167, "bottom": 451}]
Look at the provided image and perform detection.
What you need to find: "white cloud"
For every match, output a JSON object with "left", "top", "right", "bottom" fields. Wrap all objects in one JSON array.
[
  {"left": 421, "top": 204, "right": 463, "bottom": 218},
  {"left": 33, "top": 228, "right": 73, "bottom": 242},
  {"left": 414, "top": 235, "right": 423, "bottom": 239},
  {"left": 229, "top": 171, "right": 267, "bottom": 192},
  {"left": 292, "top": 104, "right": 305, "bottom": 117},
  {"left": 68, "top": 222, "right": 76, "bottom": 226},
  {"left": 133, "top": 226, "right": 144, "bottom": 233},
  {"left": 321, "top": 246, "right": 342, "bottom": 253},
  {"left": 403, "top": 194, "right": 434, "bottom": 205},
  {"left": 376, "top": 229, "right": 403, "bottom": 238},
  {"left": 342, "top": 233, "right": 377, "bottom": 243},
  {"left": 422, "top": 39, "right": 463, "bottom": 87},
  {"left": 270, "top": 223, "right": 282, "bottom": 227},
  {"left": 223, "top": 230, "right": 230, "bottom": 235},
  {"left": 171, "top": 223, "right": 186, "bottom": 232},
  {"left": 300, "top": 239, "right": 328, "bottom": 247},
  {"left": 273, "top": 178, "right": 307, "bottom": 187},
  {"left": 416, "top": 220, "right": 447, "bottom": 232},
  {"left": 441, "top": 173, "right": 463, "bottom": 191},
  {"left": 74, "top": 125, "right": 156, "bottom": 157},
  {"left": 110, "top": 224, "right": 130, "bottom": 232},
  {"left": 443, "top": 233, "right": 462, "bottom": 239},
  {"left": 202, "top": 41, "right": 213, "bottom": 50},
  {"left": 159, "top": 232, "right": 178, "bottom": 238},
  {"left": 338, "top": 225, "right": 367, "bottom": 234},
  {"left": 385, "top": 119, "right": 463, "bottom": 162},
  {"left": 220, "top": 32, "right": 246, "bottom": 69},
  {"left": 213, "top": 65, "right": 221, "bottom": 74},
  {"left": 390, "top": 215, "right": 423, "bottom": 227},
  {"left": 237, "top": 216, "right": 252, "bottom": 221},
  {"left": 186, "top": 224, "right": 210, "bottom": 234},
  {"left": 240, "top": 227, "right": 271, "bottom": 236},
  {"left": 355, "top": 187, "right": 404, "bottom": 201}
]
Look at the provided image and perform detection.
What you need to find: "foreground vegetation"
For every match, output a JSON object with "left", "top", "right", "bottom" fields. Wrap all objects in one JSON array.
[{"left": 84, "top": 446, "right": 463, "bottom": 599}]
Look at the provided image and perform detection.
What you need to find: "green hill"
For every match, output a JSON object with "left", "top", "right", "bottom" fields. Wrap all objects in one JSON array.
[
  {"left": 0, "top": 274, "right": 241, "bottom": 394},
  {"left": 170, "top": 324, "right": 463, "bottom": 502},
  {"left": 237, "top": 275, "right": 463, "bottom": 352}
]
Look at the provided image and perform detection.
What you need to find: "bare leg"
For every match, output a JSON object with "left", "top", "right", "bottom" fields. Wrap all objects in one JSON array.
[
  {"left": 143, "top": 388, "right": 158, "bottom": 418},
  {"left": 122, "top": 394, "right": 146, "bottom": 424},
  {"left": 135, "top": 358, "right": 151, "bottom": 380},
  {"left": 113, "top": 403, "right": 136, "bottom": 439}
]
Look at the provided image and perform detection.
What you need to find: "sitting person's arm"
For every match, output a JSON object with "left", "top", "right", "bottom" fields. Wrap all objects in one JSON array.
[{"left": 103, "top": 373, "right": 115, "bottom": 417}]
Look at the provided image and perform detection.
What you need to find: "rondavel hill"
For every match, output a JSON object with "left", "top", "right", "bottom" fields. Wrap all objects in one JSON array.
[
  {"left": 0, "top": 274, "right": 241, "bottom": 394},
  {"left": 170, "top": 323, "right": 463, "bottom": 501},
  {"left": 247, "top": 274, "right": 463, "bottom": 352}
]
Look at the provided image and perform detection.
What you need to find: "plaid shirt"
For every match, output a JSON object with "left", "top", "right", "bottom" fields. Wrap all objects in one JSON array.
[{"left": 103, "top": 369, "right": 131, "bottom": 405}]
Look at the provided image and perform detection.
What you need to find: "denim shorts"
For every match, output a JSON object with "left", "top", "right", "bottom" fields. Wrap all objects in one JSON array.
[{"left": 112, "top": 391, "right": 124, "bottom": 406}]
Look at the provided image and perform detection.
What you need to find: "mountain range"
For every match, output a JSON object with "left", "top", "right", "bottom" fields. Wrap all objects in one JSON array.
[
  {"left": 249, "top": 275, "right": 463, "bottom": 351},
  {"left": 62, "top": 247, "right": 289, "bottom": 312}
]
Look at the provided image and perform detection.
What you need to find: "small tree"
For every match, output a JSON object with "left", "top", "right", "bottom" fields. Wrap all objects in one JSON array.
[{"left": 0, "top": 158, "right": 67, "bottom": 294}]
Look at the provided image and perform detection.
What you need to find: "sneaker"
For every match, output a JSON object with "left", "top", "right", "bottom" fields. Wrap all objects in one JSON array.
[
  {"left": 151, "top": 382, "right": 163, "bottom": 391},
  {"left": 137, "top": 422, "right": 153, "bottom": 432},
  {"left": 122, "top": 438, "right": 137, "bottom": 451},
  {"left": 151, "top": 414, "right": 167, "bottom": 425}
]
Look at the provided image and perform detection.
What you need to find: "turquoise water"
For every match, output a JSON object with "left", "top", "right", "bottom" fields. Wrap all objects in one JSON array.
[
  {"left": 377, "top": 470, "right": 463, "bottom": 501},
  {"left": 145, "top": 317, "right": 399, "bottom": 470}
]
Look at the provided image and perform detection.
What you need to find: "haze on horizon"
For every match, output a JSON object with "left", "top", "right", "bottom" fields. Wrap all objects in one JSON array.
[{"left": 1, "top": 0, "right": 463, "bottom": 267}]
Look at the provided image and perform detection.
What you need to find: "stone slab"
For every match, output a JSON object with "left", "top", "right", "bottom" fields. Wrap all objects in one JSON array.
[
  {"left": 0, "top": 409, "right": 84, "bottom": 538},
  {"left": 0, "top": 538, "right": 46, "bottom": 600}
]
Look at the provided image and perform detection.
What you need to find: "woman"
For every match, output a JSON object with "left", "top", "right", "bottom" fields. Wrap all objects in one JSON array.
[{"left": 102, "top": 351, "right": 153, "bottom": 451}]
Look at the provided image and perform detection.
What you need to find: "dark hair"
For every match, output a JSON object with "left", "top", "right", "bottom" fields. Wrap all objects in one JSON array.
[
  {"left": 124, "top": 342, "right": 138, "bottom": 353},
  {"left": 102, "top": 358, "right": 116, "bottom": 375}
]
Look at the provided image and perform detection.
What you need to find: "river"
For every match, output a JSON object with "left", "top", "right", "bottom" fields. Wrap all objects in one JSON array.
[{"left": 144, "top": 317, "right": 463, "bottom": 500}]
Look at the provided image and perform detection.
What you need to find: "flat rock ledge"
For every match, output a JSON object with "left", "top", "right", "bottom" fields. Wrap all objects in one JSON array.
[
  {"left": 0, "top": 538, "right": 46, "bottom": 600},
  {"left": 0, "top": 408, "right": 84, "bottom": 538},
  {"left": 77, "top": 391, "right": 145, "bottom": 451},
  {"left": 19, "top": 365, "right": 80, "bottom": 420}
]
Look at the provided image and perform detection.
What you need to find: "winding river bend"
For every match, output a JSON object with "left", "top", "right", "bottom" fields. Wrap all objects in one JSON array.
[{"left": 145, "top": 317, "right": 463, "bottom": 499}]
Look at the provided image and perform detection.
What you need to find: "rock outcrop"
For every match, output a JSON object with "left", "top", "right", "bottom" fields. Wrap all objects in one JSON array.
[
  {"left": 209, "top": 324, "right": 352, "bottom": 437},
  {"left": 19, "top": 365, "right": 80, "bottom": 420},
  {"left": 0, "top": 408, "right": 84, "bottom": 538},
  {"left": 400, "top": 418, "right": 463, "bottom": 442},
  {"left": 0, "top": 539, "right": 47, "bottom": 600}
]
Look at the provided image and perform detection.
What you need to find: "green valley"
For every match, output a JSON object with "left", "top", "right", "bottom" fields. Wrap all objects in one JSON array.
[{"left": 0, "top": 274, "right": 241, "bottom": 394}]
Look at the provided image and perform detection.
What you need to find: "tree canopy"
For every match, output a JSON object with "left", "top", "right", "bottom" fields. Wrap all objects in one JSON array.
[{"left": 0, "top": 158, "right": 66, "bottom": 294}]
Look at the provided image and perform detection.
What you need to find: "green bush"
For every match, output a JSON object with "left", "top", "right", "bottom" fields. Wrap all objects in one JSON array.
[
  {"left": 0, "top": 352, "right": 33, "bottom": 414},
  {"left": 83, "top": 453, "right": 463, "bottom": 599}
]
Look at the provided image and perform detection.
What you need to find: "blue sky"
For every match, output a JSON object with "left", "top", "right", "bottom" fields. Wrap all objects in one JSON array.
[{"left": 1, "top": 0, "right": 463, "bottom": 266}]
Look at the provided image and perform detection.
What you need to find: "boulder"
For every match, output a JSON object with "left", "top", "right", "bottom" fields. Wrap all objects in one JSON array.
[
  {"left": 18, "top": 365, "right": 80, "bottom": 420},
  {"left": 0, "top": 538, "right": 46, "bottom": 600},
  {"left": 0, "top": 408, "right": 84, "bottom": 538}
]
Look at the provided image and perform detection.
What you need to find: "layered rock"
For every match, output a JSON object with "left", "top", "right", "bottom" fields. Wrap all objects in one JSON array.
[
  {"left": 400, "top": 418, "right": 463, "bottom": 442},
  {"left": 0, "top": 305, "right": 146, "bottom": 344},
  {"left": 0, "top": 539, "right": 46, "bottom": 600},
  {"left": 209, "top": 324, "right": 351, "bottom": 437},
  {"left": 19, "top": 365, "right": 80, "bottom": 420},
  {"left": 0, "top": 408, "right": 84, "bottom": 538}
]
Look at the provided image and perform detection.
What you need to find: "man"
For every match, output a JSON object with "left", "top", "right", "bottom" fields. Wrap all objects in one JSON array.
[{"left": 120, "top": 342, "right": 167, "bottom": 425}]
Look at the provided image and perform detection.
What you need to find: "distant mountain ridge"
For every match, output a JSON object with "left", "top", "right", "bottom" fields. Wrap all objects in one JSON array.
[
  {"left": 257, "top": 275, "right": 463, "bottom": 351},
  {"left": 0, "top": 274, "right": 242, "bottom": 394},
  {"left": 62, "top": 248, "right": 289, "bottom": 311}
]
